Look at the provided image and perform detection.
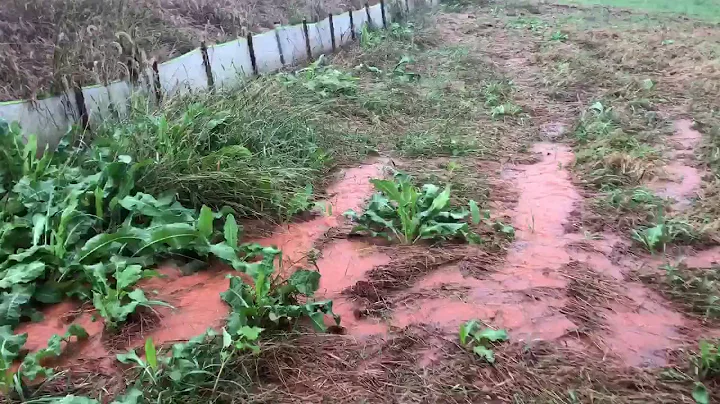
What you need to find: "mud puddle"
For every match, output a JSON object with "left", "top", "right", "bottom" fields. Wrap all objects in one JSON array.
[
  {"left": 16, "top": 162, "right": 388, "bottom": 370},
  {"left": 649, "top": 119, "right": 703, "bottom": 210},
  {"left": 381, "top": 143, "right": 690, "bottom": 367}
]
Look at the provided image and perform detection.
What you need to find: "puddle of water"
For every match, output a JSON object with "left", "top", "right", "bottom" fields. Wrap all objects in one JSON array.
[
  {"left": 603, "top": 284, "right": 687, "bottom": 367},
  {"left": 685, "top": 246, "right": 720, "bottom": 269},
  {"left": 383, "top": 143, "right": 690, "bottom": 366},
  {"left": 15, "top": 163, "right": 385, "bottom": 366},
  {"left": 315, "top": 240, "right": 392, "bottom": 336},
  {"left": 492, "top": 143, "right": 579, "bottom": 291},
  {"left": 649, "top": 119, "right": 703, "bottom": 210}
]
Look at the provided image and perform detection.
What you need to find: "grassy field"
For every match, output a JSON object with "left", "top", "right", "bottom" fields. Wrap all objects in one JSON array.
[
  {"left": 561, "top": 0, "right": 720, "bottom": 20},
  {"left": 3, "top": 0, "right": 720, "bottom": 402}
]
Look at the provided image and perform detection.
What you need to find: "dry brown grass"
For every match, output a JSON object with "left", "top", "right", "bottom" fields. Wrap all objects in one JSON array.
[
  {"left": 225, "top": 326, "right": 703, "bottom": 403},
  {"left": 0, "top": 0, "right": 375, "bottom": 101}
]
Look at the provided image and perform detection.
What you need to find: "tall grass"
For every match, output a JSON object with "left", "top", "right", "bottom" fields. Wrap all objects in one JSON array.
[{"left": 94, "top": 78, "right": 368, "bottom": 218}]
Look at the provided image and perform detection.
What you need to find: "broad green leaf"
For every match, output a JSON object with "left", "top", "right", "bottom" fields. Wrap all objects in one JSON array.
[
  {"left": 221, "top": 277, "right": 253, "bottom": 312},
  {"left": 116, "top": 349, "right": 145, "bottom": 367},
  {"left": 469, "top": 200, "right": 481, "bottom": 225},
  {"left": 222, "top": 327, "right": 232, "bottom": 348},
  {"left": 119, "top": 193, "right": 195, "bottom": 223},
  {"left": 0, "top": 286, "right": 33, "bottom": 326},
  {"left": 145, "top": 337, "right": 158, "bottom": 370},
  {"left": 94, "top": 185, "right": 104, "bottom": 219},
  {"left": 308, "top": 311, "right": 328, "bottom": 332},
  {"left": 288, "top": 270, "right": 321, "bottom": 296},
  {"left": 197, "top": 205, "right": 214, "bottom": 239},
  {"left": 45, "top": 334, "right": 64, "bottom": 356},
  {"left": 224, "top": 214, "right": 239, "bottom": 247},
  {"left": 0, "top": 325, "right": 27, "bottom": 362},
  {"left": 135, "top": 223, "right": 198, "bottom": 254},
  {"left": 693, "top": 382, "right": 709, "bottom": 404},
  {"left": 235, "top": 326, "right": 264, "bottom": 341},
  {"left": 370, "top": 179, "right": 402, "bottom": 203},
  {"left": 31, "top": 213, "right": 46, "bottom": 246},
  {"left": 116, "top": 265, "right": 143, "bottom": 291},
  {"left": 421, "top": 185, "right": 451, "bottom": 218},
  {"left": 0, "top": 261, "right": 46, "bottom": 288},
  {"left": 78, "top": 228, "right": 145, "bottom": 262},
  {"left": 475, "top": 328, "right": 509, "bottom": 343},
  {"left": 459, "top": 320, "right": 479, "bottom": 345},
  {"left": 209, "top": 243, "right": 243, "bottom": 269},
  {"left": 418, "top": 222, "right": 469, "bottom": 240},
  {"left": 472, "top": 345, "right": 496, "bottom": 363}
]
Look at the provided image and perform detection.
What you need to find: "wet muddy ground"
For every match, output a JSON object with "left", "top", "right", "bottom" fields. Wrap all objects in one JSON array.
[{"left": 12, "top": 2, "right": 720, "bottom": 401}]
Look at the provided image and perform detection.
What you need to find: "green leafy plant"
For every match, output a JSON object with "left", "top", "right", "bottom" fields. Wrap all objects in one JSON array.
[
  {"left": 221, "top": 246, "right": 339, "bottom": 332},
  {"left": 1, "top": 324, "right": 88, "bottom": 399},
  {"left": 344, "top": 174, "right": 482, "bottom": 244},
  {"left": 392, "top": 56, "right": 420, "bottom": 82},
  {"left": 691, "top": 340, "right": 720, "bottom": 404},
  {"left": 658, "top": 263, "right": 720, "bottom": 320},
  {"left": 550, "top": 31, "right": 569, "bottom": 42},
  {"left": 631, "top": 216, "right": 696, "bottom": 252},
  {"left": 458, "top": 320, "right": 509, "bottom": 363},
  {"left": 0, "top": 120, "right": 263, "bottom": 332},
  {"left": 361, "top": 22, "right": 414, "bottom": 49},
  {"left": 282, "top": 55, "right": 359, "bottom": 97},
  {"left": 111, "top": 247, "right": 338, "bottom": 400}
]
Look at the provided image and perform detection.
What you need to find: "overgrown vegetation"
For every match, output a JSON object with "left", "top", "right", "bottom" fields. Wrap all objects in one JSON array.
[
  {"left": 0, "top": 0, "right": 370, "bottom": 100},
  {"left": 0, "top": 119, "right": 278, "bottom": 333},
  {"left": 96, "top": 79, "right": 370, "bottom": 218}
]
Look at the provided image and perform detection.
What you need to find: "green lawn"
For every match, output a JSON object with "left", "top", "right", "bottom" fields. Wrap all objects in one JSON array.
[{"left": 560, "top": 0, "right": 720, "bottom": 21}]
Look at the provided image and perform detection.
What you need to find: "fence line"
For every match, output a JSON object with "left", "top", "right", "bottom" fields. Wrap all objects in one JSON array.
[{"left": 0, "top": 0, "right": 437, "bottom": 148}]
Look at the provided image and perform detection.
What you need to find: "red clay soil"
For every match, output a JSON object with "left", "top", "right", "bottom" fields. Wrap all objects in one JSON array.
[{"left": 14, "top": 122, "right": 720, "bottom": 381}]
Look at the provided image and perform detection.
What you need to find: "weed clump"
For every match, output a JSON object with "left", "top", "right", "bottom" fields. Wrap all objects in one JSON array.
[{"left": 96, "top": 78, "right": 367, "bottom": 218}]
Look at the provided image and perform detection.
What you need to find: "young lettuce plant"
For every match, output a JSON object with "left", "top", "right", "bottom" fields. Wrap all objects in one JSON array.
[
  {"left": 459, "top": 320, "right": 509, "bottom": 363},
  {"left": 344, "top": 174, "right": 482, "bottom": 244}
]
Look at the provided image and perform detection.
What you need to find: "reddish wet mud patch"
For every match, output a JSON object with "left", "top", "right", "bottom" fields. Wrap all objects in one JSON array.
[
  {"left": 252, "top": 162, "right": 384, "bottom": 271},
  {"left": 369, "top": 143, "right": 692, "bottom": 367},
  {"left": 15, "top": 162, "right": 386, "bottom": 370},
  {"left": 316, "top": 240, "right": 392, "bottom": 336},
  {"left": 648, "top": 119, "right": 703, "bottom": 210},
  {"left": 602, "top": 283, "right": 688, "bottom": 367}
]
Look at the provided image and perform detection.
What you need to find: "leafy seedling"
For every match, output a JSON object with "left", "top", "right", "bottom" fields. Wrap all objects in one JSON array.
[
  {"left": 344, "top": 173, "right": 482, "bottom": 244},
  {"left": 459, "top": 320, "right": 508, "bottom": 363}
]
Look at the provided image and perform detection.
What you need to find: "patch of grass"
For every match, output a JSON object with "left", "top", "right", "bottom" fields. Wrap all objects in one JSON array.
[
  {"left": 96, "top": 78, "right": 370, "bottom": 218},
  {"left": 631, "top": 216, "right": 697, "bottom": 252},
  {"left": 639, "top": 263, "right": 720, "bottom": 321},
  {"left": 572, "top": 101, "right": 666, "bottom": 190},
  {"left": 559, "top": 0, "right": 720, "bottom": 22},
  {"left": 395, "top": 130, "right": 484, "bottom": 157},
  {"left": 0, "top": 0, "right": 365, "bottom": 100}
]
